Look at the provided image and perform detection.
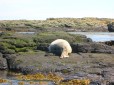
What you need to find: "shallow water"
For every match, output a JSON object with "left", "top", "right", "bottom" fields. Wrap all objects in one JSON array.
[
  {"left": 1, "top": 32, "right": 114, "bottom": 42},
  {"left": 16, "top": 32, "right": 114, "bottom": 42},
  {"left": 0, "top": 71, "right": 54, "bottom": 85},
  {"left": 16, "top": 32, "right": 35, "bottom": 34},
  {"left": 0, "top": 80, "right": 55, "bottom": 85},
  {"left": 69, "top": 32, "right": 114, "bottom": 42}
]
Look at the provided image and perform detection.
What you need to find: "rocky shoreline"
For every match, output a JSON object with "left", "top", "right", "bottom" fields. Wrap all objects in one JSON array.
[
  {"left": 0, "top": 18, "right": 114, "bottom": 32},
  {"left": 0, "top": 42, "right": 114, "bottom": 84},
  {"left": 0, "top": 31, "right": 114, "bottom": 85}
]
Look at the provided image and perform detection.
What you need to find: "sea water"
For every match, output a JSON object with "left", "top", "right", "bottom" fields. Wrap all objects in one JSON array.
[{"left": 69, "top": 32, "right": 114, "bottom": 42}]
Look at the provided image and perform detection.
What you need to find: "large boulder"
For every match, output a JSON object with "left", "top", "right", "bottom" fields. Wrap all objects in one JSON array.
[
  {"left": 71, "top": 42, "right": 114, "bottom": 54},
  {"left": 3, "top": 54, "right": 17, "bottom": 70},
  {"left": 107, "top": 22, "right": 114, "bottom": 32}
]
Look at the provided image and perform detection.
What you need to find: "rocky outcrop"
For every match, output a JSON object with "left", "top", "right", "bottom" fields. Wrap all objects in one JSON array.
[
  {"left": 0, "top": 53, "right": 7, "bottom": 70},
  {"left": 103, "top": 40, "right": 114, "bottom": 46},
  {"left": 21, "top": 66, "right": 39, "bottom": 75},
  {"left": 37, "top": 43, "right": 49, "bottom": 51},
  {"left": 2, "top": 54, "right": 20, "bottom": 71},
  {"left": 71, "top": 42, "right": 114, "bottom": 54},
  {"left": 107, "top": 22, "right": 114, "bottom": 32},
  {"left": 37, "top": 42, "right": 114, "bottom": 54}
]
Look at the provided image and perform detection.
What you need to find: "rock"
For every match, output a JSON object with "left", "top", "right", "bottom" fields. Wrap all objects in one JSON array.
[
  {"left": 107, "top": 22, "right": 114, "bottom": 32},
  {"left": 109, "top": 82, "right": 114, "bottom": 85},
  {"left": 0, "top": 44, "right": 15, "bottom": 54},
  {"left": 74, "top": 72, "right": 88, "bottom": 77},
  {"left": 2, "top": 54, "right": 32, "bottom": 74},
  {"left": 3, "top": 54, "right": 16, "bottom": 70},
  {"left": 101, "top": 68, "right": 114, "bottom": 83},
  {"left": 87, "top": 38, "right": 93, "bottom": 42},
  {"left": 21, "top": 66, "right": 39, "bottom": 75},
  {"left": 37, "top": 43, "right": 49, "bottom": 51},
  {"left": 90, "top": 81, "right": 101, "bottom": 85},
  {"left": 0, "top": 53, "right": 7, "bottom": 70},
  {"left": 71, "top": 42, "right": 114, "bottom": 53},
  {"left": 104, "top": 40, "right": 114, "bottom": 46},
  {"left": 2, "top": 54, "right": 16, "bottom": 59}
]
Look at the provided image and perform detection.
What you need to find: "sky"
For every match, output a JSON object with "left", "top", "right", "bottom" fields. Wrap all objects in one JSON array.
[{"left": 0, "top": 0, "right": 114, "bottom": 20}]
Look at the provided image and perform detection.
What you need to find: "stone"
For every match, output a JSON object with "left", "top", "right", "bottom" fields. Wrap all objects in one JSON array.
[
  {"left": 71, "top": 42, "right": 114, "bottom": 54},
  {"left": 107, "top": 22, "right": 114, "bottom": 32}
]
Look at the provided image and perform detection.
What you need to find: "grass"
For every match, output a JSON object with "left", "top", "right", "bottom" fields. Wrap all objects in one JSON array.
[{"left": 0, "top": 18, "right": 114, "bottom": 32}]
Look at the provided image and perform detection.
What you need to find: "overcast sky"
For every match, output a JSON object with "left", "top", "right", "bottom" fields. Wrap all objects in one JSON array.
[{"left": 0, "top": 0, "right": 114, "bottom": 20}]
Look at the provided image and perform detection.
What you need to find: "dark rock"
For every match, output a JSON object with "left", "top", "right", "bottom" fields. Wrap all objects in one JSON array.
[
  {"left": 45, "top": 52, "right": 54, "bottom": 56},
  {"left": 37, "top": 43, "right": 49, "bottom": 51},
  {"left": 3, "top": 54, "right": 16, "bottom": 59},
  {"left": 107, "top": 22, "right": 114, "bottom": 32},
  {"left": 71, "top": 42, "right": 114, "bottom": 53},
  {"left": 104, "top": 40, "right": 114, "bottom": 46},
  {"left": 21, "top": 66, "right": 39, "bottom": 75},
  {"left": 109, "top": 82, "right": 114, "bottom": 85},
  {"left": 0, "top": 54, "right": 7, "bottom": 70},
  {"left": 3, "top": 54, "right": 16, "bottom": 70},
  {"left": 90, "top": 81, "right": 101, "bottom": 85},
  {"left": 87, "top": 38, "right": 93, "bottom": 42},
  {"left": 74, "top": 72, "right": 88, "bottom": 77}
]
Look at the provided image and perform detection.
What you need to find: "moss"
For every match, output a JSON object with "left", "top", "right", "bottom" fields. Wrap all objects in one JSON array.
[
  {"left": 0, "top": 42, "right": 16, "bottom": 54},
  {"left": 0, "top": 32, "right": 13, "bottom": 37},
  {"left": 0, "top": 31, "right": 87, "bottom": 54},
  {"left": 34, "top": 31, "right": 86, "bottom": 44},
  {"left": 34, "top": 31, "right": 87, "bottom": 52}
]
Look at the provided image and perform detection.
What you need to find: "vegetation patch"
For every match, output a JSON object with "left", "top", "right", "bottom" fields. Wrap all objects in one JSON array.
[{"left": 0, "top": 18, "right": 114, "bottom": 32}]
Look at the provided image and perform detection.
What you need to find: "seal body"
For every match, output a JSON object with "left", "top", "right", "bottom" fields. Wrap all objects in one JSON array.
[{"left": 48, "top": 39, "right": 72, "bottom": 58}]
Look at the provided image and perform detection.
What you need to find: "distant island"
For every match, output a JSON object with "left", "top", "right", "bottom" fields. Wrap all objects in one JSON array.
[{"left": 0, "top": 17, "right": 114, "bottom": 32}]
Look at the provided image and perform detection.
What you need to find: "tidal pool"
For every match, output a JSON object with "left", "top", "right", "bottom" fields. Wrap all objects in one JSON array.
[{"left": 0, "top": 71, "right": 55, "bottom": 85}]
